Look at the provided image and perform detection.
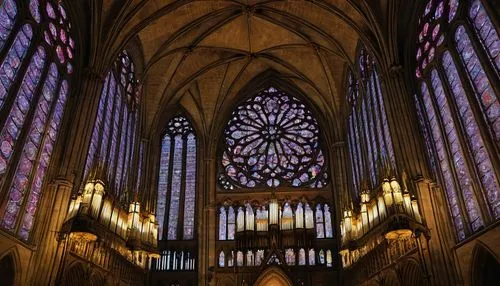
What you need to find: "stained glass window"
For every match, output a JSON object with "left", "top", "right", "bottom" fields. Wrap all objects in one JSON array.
[
  {"left": 219, "top": 207, "right": 227, "bottom": 240},
  {"left": 83, "top": 50, "right": 140, "bottom": 203},
  {"left": 347, "top": 47, "right": 396, "bottom": 194},
  {"left": 255, "top": 250, "right": 264, "bottom": 266},
  {"left": 285, "top": 249, "right": 295, "bottom": 265},
  {"left": 305, "top": 203, "right": 314, "bottom": 229},
  {"left": 324, "top": 204, "right": 333, "bottom": 238},
  {"left": 315, "top": 205, "right": 325, "bottom": 238},
  {"left": 157, "top": 116, "right": 197, "bottom": 240},
  {"left": 0, "top": 0, "right": 74, "bottom": 241},
  {"left": 414, "top": 0, "right": 499, "bottom": 240},
  {"left": 218, "top": 251, "right": 225, "bottom": 268},
  {"left": 228, "top": 206, "right": 235, "bottom": 240},
  {"left": 295, "top": 203, "right": 304, "bottom": 228},
  {"left": 308, "top": 249, "right": 316, "bottom": 265},
  {"left": 236, "top": 251, "right": 243, "bottom": 267},
  {"left": 297, "top": 249, "right": 306, "bottom": 266},
  {"left": 246, "top": 250, "right": 254, "bottom": 266},
  {"left": 220, "top": 86, "right": 328, "bottom": 189}
]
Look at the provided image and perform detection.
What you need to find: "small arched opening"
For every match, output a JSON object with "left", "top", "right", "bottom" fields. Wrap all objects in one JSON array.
[
  {"left": 0, "top": 253, "right": 16, "bottom": 286},
  {"left": 471, "top": 243, "right": 500, "bottom": 286},
  {"left": 254, "top": 266, "right": 293, "bottom": 286}
]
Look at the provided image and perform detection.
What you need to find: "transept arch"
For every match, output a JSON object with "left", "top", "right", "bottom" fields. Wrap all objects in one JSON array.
[{"left": 471, "top": 242, "right": 500, "bottom": 286}]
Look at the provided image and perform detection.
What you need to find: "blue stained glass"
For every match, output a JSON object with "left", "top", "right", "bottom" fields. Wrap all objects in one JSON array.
[
  {"left": 221, "top": 87, "right": 326, "bottom": 188},
  {"left": 167, "top": 135, "right": 183, "bottom": 240},
  {"left": 366, "top": 82, "right": 379, "bottom": 181},
  {"left": 0, "top": 0, "right": 17, "bottom": 50},
  {"left": 219, "top": 207, "right": 227, "bottom": 240},
  {"left": 157, "top": 136, "right": 171, "bottom": 240},
  {"left": 421, "top": 82, "right": 465, "bottom": 241},
  {"left": 135, "top": 141, "right": 144, "bottom": 194},
  {"left": 19, "top": 80, "right": 68, "bottom": 240},
  {"left": 347, "top": 116, "right": 359, "bottom": 192},
  {"left": 455, "top": 25, "right": 500, "bottom": 149},
  {"left": 374, "top": 70, "right": 396, "bottom": 168},
  {"left": 114, "top": 109, "right": 128, "bottom": 191},
  {"left": 315, "top": 205, "right": 324, "bottom": 238},
  {"left": 84, "top": 73, "right": 111, "bottom": 179},
  {"left": 431, "top": 70, "right": 483, "bottom": 231},
  {"left": 0, "top": 25, "right": 33, "bottom": 109},
  {"left": 227, "top": 206, "right": 235, "bottom": 240},
  {"left": 361, "top": 100, "right": 376, "bottom": 185},
  {"left": 414, "top": 94, "right": 437, "bottom": 176},
  {"left": 442, "top": 52, "right": 500, "bottom": 218},
  {"left": 99, "top": 73, "right": 116, "bottom": 160},
  {"left": 469, "top": 0, "right": 500, "bottom": 72},
  {"left": 0, "top": 47, "right": 46, "bottom": 189},
  {"left": 107, "top": 89, "right": 122, "bottom": 185},
  {"left": 29, "top": 0, "right": 40, "bottom": 23},
  {"left": 183, "top": 133, "right": 196, "bottom": 239}
]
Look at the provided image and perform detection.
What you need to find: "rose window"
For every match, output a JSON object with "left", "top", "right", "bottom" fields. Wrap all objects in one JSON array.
[{"left": 220, "top": 87, "right": 327, "bottom": 189}]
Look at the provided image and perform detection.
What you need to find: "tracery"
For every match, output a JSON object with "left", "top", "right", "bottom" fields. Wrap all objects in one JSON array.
[
  {"left": 413, "top": 0, "right": 499, "bottom": 241},
  {"left": 0, "top": 0, "right": 75, "bottom": 240},
  {"left": 220, "top": 87, "right": 328, "bottom": 189}
]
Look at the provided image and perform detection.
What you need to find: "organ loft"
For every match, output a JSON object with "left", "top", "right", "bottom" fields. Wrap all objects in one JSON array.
[{"left": 0, "top": 0, "right": 499, "bottom": 285}]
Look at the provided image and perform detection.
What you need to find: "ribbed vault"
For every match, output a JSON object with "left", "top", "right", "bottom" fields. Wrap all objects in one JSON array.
[{"left": 87, "top": 0, "right": 389, "bottom": 139}]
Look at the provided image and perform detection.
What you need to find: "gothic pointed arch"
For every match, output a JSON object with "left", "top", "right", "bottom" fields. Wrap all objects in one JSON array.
[
  {"left": 0, "top": 248, "right": 21, "bottom": 286},
  {"left": 254, "top": 266, "right": 293, "bottom": 286},
  {"left": 217, "top": 74, "right": 330, "bottom": 190},
  {"left": 471, "top": 242, "right": 500, "bottom": 286}
]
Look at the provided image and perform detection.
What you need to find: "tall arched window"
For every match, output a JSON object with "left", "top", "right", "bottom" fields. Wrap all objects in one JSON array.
[
  {"left": 315, "top": 205, "right": 325, "bottom": 238},
  {"left": 218, "top": 251, "right": 225, "bottom": 268},
  {"left": 295, "top": 203, "right": 304, "bottom": 229},
  {"left": 219, "top": 86, "right": 328, "bottom": 189},
  {"left": 157, "top": 116, "right": 197, "bottom": 240},
  {"left": 83, "top": 50, "right": 140, "bottom": 203},
  {"left": 414, "top": 0, "right": 499, "bottom": 241},
  {"left": 308, "top": 249, "right": 316, "bottom": 265},
  {"left": 0, "top": 0, "right": 75, "bottom": 240},
  {"left": 346, "top": 47, "right": 396, "bottom": 194},
  {"left": 298, "top": 248, "right": 306, "bottom": 265},
  {"left": 219, "top": 206, "right": 227, "bottom": 240},
  {"left": 228, "top": 206, "right": 235, "bottom": 240}
]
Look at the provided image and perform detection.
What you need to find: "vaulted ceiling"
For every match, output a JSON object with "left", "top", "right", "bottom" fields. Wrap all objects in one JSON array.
[{"left": 86, "top": 0, "right": 392, "bottom": 141}]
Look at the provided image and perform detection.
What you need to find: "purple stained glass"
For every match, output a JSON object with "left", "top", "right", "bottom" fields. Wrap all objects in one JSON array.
[
  {"left": 315, "top": 205, "right": 325, "bottom": 239},
  {"left": 114, "top": 109, "right": 128, "bottom": 191},
  {"left": 221, "top": 87, "right": 326, "bottom": 189},
  {"left": 107, "top": 88, "right": 122, "bottom": 185},
  {"left": 449, "top": 0, "right": 459, "bottom": 22},
  {"left": 0, "top": 47, "right": 46, "bottom": 187},
  {"left": 421, "top": 82, "right": 466, "bottom": 240},
  {"left": 99, "top": 73, "right": 116, "bottom": 160},
  {"left": 455, "top": 25, "right": 500, "bottom": 149},
  {"left": 219, "top": 207, "right": 227, "bottom": 240},
  {"left": 430, "top": 70, "right": 484, "bottom": 231},
  {"left": 157, "top": 136, "right": 171, "bottom": 240},
  {"left": 227, "top": 206, "right": 235, "bottom": 240},
  {"left": 468, "top": 0, "right": 500, "bottom": 72},
  {"left": 167, "top": 135, "right": 183, "bottom": 240},
  {"left": 83, "top": 73, "right": 111, "bottom": 179},
  {"left": 46, "top": 2, "right": 56, "bottom": 19},
  {"left": 0, "top": 24, "right": 33, "bottom": 109},
  {"left": 56, "top": 45, "right": 65, "bottom": 63},
  {"left": 414, "top": 94, "right": 437, "bottom": 176},
  {"left": 361, "top": 100, "right": 376, "bottom": 185},
  {"left": 18, "top": 80, "right": 68, "bottom": 240},
  {"left": 183, "top": 133, "right": 196, "bottom": 240},
  {"left": 324, "top": 205, "right": 333, "bottom": 238},
  {"left": 0, "top": 0, "right": 17, "bottom": 50},
  {"left": 442, "top": 52, "right": 500, "bottom": 218},
  {"left": 29, "top": 0, "right": 40, "bottom": 23}
]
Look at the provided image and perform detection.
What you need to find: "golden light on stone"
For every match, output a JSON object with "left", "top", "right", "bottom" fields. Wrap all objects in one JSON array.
[
  {"left": 69, "top": 231, "right": 98, "bottom": 242},
  {"left": 384, "top": 229, "right": 413, "bottom": 240}
]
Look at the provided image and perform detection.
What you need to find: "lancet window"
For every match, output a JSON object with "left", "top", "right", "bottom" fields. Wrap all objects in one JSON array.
[
  {"left": 0, "top": 0, "right": 75, "bottom": 240},
  {"left": 157, "top": 116, "right": 197, "bottom": 240},
  {"left": 413, "top": 0, "right": 499, "bottom": 241},
  {"left": 83, "top": 50, "right": 140, "bottom": 203},
  {"left": 218, "top": 202, "right": 333, "bottom": 239},
  {"left": 346, "top": 48, "right": 396, "bottom": 194}
]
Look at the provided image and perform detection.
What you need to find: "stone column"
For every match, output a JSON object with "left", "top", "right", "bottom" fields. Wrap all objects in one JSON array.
[{"left": 29, "top": 68, "right": 105, "bottom": 285}]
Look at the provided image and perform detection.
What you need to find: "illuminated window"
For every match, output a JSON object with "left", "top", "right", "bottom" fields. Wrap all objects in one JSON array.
[
  {"left": 298, "top": 249, "right": 306, "bottom": 265},
  {"left": 0, "top": 0, "right": 75, "bottom": 240},
  {"left": 219, "top": 87, "right": 328, "bottom": 189},
  {"left": 414, "top": 0, "right": 499, "bottom": 240},
  {"left": 218, "top": 251, "right": 225, "bottom": 268},
  {"left": 347, "top": 47, "right": 395, "bottom": 193},
  {"left": 219, "top": 207, "right": 227, "bottom": 240},
  {"left": 157, "top": 116, "right": 197, "bottom": 240},
  {"left": 285, "top": 249, "right": 295, "bottom": 265}
]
